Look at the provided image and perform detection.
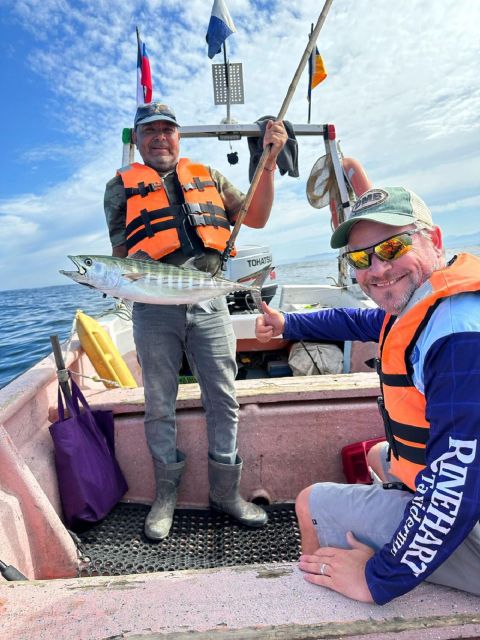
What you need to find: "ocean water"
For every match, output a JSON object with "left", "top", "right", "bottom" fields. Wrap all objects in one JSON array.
[
  {"left": 0, "top": 284, "right": 113, "bottom": 390},
  {"left": 0, "top": 258, "right": 336, "bottom": 390},
  {"left": 1, "top": 247, "right": 478, "bottom": 390}
]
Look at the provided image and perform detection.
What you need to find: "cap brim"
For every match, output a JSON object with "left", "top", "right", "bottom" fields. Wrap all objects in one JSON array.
[
  {"left": 135, "top": 115, "right": 180, "bottom": 127},
  {"left": 330, "top": 211, "right": 417, "bottom": 249}
]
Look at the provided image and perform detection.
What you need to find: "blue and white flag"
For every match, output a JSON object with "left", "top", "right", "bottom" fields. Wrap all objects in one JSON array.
[{"left": 206, "top": 0, "right": 236, "bottom": 59}]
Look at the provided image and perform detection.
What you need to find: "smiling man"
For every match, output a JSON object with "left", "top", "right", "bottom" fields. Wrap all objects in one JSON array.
[
  {"left": 104, "top": 101, "right": 287, "bottom": 541},
  {"left": 255, "top": 186, "right": 480, "bottom": 604}
]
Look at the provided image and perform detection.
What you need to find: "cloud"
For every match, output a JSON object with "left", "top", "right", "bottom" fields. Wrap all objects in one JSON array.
[{"left": 2, "top": 0, "right": 480, "bottom": 289}]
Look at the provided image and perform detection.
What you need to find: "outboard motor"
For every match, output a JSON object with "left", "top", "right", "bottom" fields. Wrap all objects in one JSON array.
[{"left": 224, "top": 244, "right": 277, "bottom": 313}]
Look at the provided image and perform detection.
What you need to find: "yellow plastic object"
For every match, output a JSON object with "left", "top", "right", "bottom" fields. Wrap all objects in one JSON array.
[{"left": 75, "top": 311, "right": 137, "bottom": 389}]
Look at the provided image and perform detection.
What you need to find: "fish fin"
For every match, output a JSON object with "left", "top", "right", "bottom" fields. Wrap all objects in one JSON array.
[
  {"left": 250, "top": 264, "right": 272, "bottom": 289},
  {"left": 127, "top": 250, "right": 155, "bottom": 262},
  {"left": 122, "top": 272, "right": 149, "bottom": 282},
  {"left": 182, "top": 257, "right": 198, "bottom": 270},
  {"left": 239, "top": 264, "right": 273, "bottom": 313},
  {"left": 198, "top": 300, "right": 213, "bottom": 313},
  {"left": 250, "top": 289, "right": 263, "bottom": 314}
]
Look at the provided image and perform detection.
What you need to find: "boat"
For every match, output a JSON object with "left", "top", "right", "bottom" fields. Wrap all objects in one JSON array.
[{"left": 1, "top": 118, "right": 479, "bottom": 639}]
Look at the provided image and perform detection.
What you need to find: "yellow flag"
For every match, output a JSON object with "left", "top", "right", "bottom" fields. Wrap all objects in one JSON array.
[{"left": 309, "top": 47, "right": 327, "bottom": 91}]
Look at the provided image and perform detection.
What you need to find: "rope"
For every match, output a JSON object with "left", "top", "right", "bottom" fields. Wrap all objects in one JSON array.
[
  {"left": 299, "top": 340, "right": 322, "bottom": 375},
  {"left": 68, "top": 369, "right": 123, "bottom": 389}
]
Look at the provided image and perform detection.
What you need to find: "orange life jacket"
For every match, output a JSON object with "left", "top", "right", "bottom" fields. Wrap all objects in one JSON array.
[
  {"left": 117, "top": 159, "right": 235, "bottom": 260},
  {"left": 377, "top": 253, "right": 480, "bottom": 490}
]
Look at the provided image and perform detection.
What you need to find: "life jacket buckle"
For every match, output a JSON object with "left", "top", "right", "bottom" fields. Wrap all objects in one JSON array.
[
  {"left": 137, "top": 181, "right": 163, "bottom": 197},
  {"left": 187, "top": 213, "right": 207, "bottom": 227}
]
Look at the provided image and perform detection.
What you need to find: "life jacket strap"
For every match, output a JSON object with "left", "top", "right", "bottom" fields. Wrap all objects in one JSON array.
[
  {"left": 125, "top": 181, "right": 164, "bottom": 198},
  {"left": 183, "top": 178, "right": 216, "bottom": 192},
  {"left": 394, "top": 440, "right": 426, "bottom": 466},
  {"left": 125, "top": 203, "right": 230, "bottom": 252},
  {"left": 186, "top": 203, "right": 229, "bottom": 230},
  {"left": 126, "top": 218, "right": 178, "bottom": 252},
  {"left": 377, "top": 396, "right": 427, "bottom": 464},
  {"left": 376, "top": 358, "right": 413, "bottom": 386}
]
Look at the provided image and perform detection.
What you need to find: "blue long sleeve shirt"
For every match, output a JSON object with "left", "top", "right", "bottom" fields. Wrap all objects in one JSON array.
[{"left": 284, "top": 294, "right": 480, "bottom": 604}]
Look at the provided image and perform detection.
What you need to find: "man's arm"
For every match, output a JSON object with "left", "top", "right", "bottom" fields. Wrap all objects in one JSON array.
[
  {"left": 255, "top": 304, "right": 385, "bottom": 344},
  {"left": 241, "top": 120, "right": 288, "bottom": 228},
  {"left": 104, "top": 175, "right": 128, "bottom": 257},
  {"left": 284, "top": 307, "right": 386, "bottom": 343}
]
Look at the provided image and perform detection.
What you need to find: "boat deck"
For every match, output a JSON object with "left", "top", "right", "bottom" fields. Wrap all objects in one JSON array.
[
  {"left": 76, "top": 503, "right": 300, "bottom": 577},
  {"left": 2, "top": 562, "right": 479, "bottom": 640}
]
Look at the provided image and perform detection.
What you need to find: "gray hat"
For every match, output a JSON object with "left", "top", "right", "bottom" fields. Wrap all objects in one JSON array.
[
  {"left": 330, "top": 187, "right": 434, "bottom": 249},
  {"left": 134, "top": 102, "right": 179, "bottom": 128}
]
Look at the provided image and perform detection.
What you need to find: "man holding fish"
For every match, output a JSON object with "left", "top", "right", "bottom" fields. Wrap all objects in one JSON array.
[
  {"left": 103, "top": 101, "right": 287, "bottom": 540},
  {"left": 255, "top": 187, "right": 480, "bottom": 604}
]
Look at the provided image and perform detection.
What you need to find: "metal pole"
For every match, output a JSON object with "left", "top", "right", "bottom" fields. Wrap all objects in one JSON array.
[
  {"left": 220, "top": 0, "right": 334, "bottom": 269},
  {"left": 50, "top": 334, "right": 72, "bottom": 404},
  {"left": 223, "top": 41, "right": 231, "bottom": 123},
  {"left": 307, "top": 23, "right": 314, "bottom": 124}
]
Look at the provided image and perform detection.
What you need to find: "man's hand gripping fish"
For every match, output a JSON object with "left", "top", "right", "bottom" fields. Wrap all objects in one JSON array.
[{"left": 60, "top": 255, "right": 270, "bottom": 310}]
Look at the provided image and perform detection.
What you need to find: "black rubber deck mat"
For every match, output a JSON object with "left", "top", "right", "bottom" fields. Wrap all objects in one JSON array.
[{"left": 76, "top": 503, "right": 300, "bottom": 577}]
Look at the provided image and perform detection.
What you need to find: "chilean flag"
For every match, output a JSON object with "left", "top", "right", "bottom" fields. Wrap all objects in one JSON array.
[
  {"left": 136, "top": 28, "right": 153, "bottom": 106},
  {"left": 206, "top": 0, "right": 236, "bottom": 59}
]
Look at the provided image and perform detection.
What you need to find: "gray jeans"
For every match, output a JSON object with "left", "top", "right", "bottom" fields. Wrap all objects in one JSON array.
[{"left": 133, "top": 296, "right": 239, "bottom": 465}]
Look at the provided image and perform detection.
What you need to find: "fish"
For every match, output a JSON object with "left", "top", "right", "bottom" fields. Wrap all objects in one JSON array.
[{"left": 59, "top": 255, "right": 270, "bottom": 310}]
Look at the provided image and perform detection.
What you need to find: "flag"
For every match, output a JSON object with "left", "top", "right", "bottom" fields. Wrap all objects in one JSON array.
[
  {"left": 206, "top": 0, "right": 236, "bottom": 59},
  {"left": 308, "top": 47, "right": 327, "bottom": 98},
  {"left": 136, "top": 28, "right": 153, "bottom": 106}
]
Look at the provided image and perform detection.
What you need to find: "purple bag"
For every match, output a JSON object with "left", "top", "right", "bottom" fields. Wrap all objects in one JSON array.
[{"left": 49, "top": 379, "right": 128, "bottom": 529}]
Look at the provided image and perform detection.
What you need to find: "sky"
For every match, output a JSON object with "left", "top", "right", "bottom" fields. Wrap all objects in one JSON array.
[{"left": 1, "top": 0, "right": 479, "bottom": 290}]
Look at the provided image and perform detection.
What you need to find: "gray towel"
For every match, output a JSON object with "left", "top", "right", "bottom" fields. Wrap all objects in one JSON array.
[{"left": 247, "top": 115, "right": 299, "bottom": 182}]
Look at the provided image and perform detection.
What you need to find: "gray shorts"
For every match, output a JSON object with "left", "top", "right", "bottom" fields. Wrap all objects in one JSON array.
[{"left": 308, "top": 443, "right": 480, "bottom": 595}]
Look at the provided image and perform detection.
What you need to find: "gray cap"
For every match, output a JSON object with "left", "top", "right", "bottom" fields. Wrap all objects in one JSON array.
[
  {"left": 330, "top": 186, "right": 434, "bottom": 249},
  {"left": 134, "top": 102, "right": 179, "bottom": 128}
]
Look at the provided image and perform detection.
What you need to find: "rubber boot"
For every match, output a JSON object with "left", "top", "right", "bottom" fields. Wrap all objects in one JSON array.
[
  {"left": 208, "top": 455, "right": 268, "bottom": 527},
  {"left": 144, "top": 451, "right": 186, "bottom": 541}
]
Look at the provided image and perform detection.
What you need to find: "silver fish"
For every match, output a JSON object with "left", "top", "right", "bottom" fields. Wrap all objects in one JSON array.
[{"left": 59, "top": 255, "right": 269, "bottom": 309}]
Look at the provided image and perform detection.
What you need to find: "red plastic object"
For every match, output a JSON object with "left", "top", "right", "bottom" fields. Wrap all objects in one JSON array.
[{"left": 341, "top": 437, "right": 385, "bottom": 484}]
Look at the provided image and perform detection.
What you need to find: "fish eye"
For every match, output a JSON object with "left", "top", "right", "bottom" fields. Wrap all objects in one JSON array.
[{"left": 84, "top": 258, "right": 93, "bottom": 266}]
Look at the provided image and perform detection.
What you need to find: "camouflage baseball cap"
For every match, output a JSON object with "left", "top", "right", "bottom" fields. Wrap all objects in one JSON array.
[
  {"left": 330, "top": 187, "right": 434, "bottom": 249},
  {"left": 134, "top": 102, "right": 179, "bottom": 128}
]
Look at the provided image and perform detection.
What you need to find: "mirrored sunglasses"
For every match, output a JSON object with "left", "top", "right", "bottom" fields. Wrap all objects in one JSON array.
[{"left": 344, "top": 229, "right": 420, "bottom": 270}]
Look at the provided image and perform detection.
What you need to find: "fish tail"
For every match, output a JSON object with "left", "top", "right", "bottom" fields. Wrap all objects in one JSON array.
[
  {"left": 249, "top": 264, "right": 272, "bottom": 313},
  {"left": 250, "top": 287, "right": 263, "bottom": 313},
  {"left": 250, "top": 264, "right": 272, "bottom": 289}
]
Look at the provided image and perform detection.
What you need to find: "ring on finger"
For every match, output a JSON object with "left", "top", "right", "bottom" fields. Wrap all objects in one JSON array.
[{"left": 320, "top": 563, "right": 327, "bottom": 576}]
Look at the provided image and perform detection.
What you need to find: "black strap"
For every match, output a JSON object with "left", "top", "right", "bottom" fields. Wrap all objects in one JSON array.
[
  {"left": 377, "top": 396, "right": 428, "bottom": 464},
  {"left": 394, "top": 440, "right": 426, "bottom": 466},
  {"left": 140, "top": 208, "right": 155, "bottom": 238},
  {"left": 126, "top": 205, "right": 184, "bottom": 238},
  {"left": 124, "top": 181, "right": 163, "bottom": 198},
  {"left": 389, "top": 418, "right": 429, "bottom": 444},
  {"left": 379, "top": 372, "right": 413, "bottom": 387},
  {"left": 382, "top": 481, "right": 415, "bottom": 494},
  {"left": 186, "top": 202, "right": 227, "bottom": 221},
  {"left": 183, "top": 178, "right": 215, "bottom": 192},
  {"left": 126, "top": 203, "right": 229, "bottom": 238},
  {"left": 187, "top": 212, "right": 230, "bottom": 231},
  {"left": 126, "top": 203, "right": 231, "bottom": 251},
  {"left": 126, "top": 218, "right": 178, "bottom": 251}
]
